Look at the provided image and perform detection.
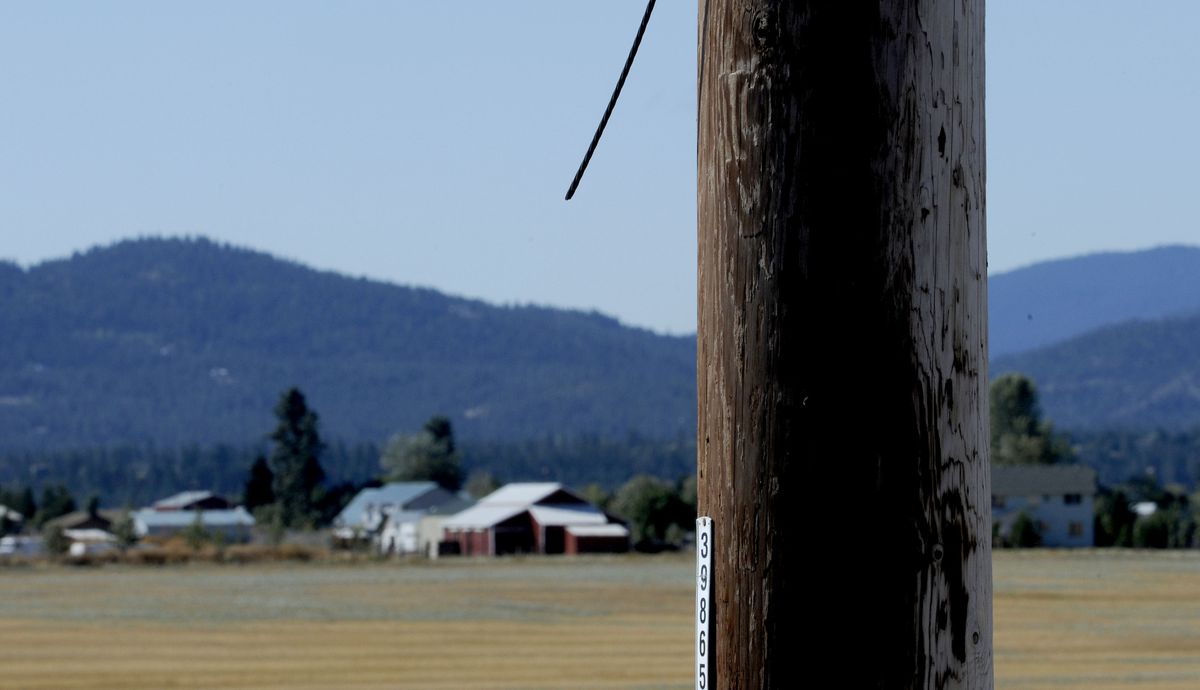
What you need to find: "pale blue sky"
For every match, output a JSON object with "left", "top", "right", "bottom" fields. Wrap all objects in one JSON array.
[{"left": 2, "top": 2, "right": 1197, "bottom": 334}]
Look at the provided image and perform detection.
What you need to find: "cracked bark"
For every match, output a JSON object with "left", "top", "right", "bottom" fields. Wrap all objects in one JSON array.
[{"left": 696, "top": 2, "right": 992, "bottom": 688}]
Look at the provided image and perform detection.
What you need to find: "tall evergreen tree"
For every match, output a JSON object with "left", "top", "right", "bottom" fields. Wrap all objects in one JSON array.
[
  {"left": 268, "top": 388, "right": 326, "bottom": 528},
  {"left": 15, "top": 486, "right": 36, "bottom": 521},
  {"left": 990, "top": 373, "right": 1073, "bottom": 465},
  {"left": 243, "top": 455, "right": 275, "bottom": 511}
]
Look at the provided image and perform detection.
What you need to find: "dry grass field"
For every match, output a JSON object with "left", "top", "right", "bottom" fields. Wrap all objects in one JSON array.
[
  {"left": 994, "top": 550, "right": 1200, "bottom": 689},
  {"left": 1, "top": 550, "right": 1198, "bottom": 689}
]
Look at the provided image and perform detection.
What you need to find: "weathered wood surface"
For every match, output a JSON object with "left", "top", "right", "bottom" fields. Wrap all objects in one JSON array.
[{"left": 696, "top": 2, "right": 991, "bottom": 689}]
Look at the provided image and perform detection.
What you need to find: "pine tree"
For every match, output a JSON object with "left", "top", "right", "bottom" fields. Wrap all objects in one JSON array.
[
  {"left": 243, "top": 455, "right": 275, "bottom": 511},
  {"left": 268, "top": 388, "right": 326, "bottom": 528},
  {"left": 990, "top": 373, "right": 1073, "bottom": 465}
]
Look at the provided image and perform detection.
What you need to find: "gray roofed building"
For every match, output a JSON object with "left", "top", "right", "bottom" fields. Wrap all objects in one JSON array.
[
  {"left": 335, "top": 482, "right": 474, "bottom": 554},
  {"left": 991, "top": 464, "right": 1097, "bottom": 547},
  {"left": 992, "top": 464, "right": 1097, "bottom": 497},
  {"left": 334, "top": 482, "right": 468, "bottom": 532},
  {"left": 133, "top": 507, "right": 256, "bottom": 542}
]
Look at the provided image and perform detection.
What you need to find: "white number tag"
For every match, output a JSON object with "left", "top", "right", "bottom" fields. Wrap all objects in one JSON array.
[{"left": 696, "top": 517, "right": 713, "bottom": 690}]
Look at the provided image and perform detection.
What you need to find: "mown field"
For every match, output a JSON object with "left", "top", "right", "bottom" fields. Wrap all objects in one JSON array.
[{"left": 1, "top": 551, "right": 1198, "bottom": 689}]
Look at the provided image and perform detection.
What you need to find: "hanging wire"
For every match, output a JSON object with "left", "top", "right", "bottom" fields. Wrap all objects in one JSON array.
[{"left": 564, "top": 0, "right": 657, "bottom": 201}]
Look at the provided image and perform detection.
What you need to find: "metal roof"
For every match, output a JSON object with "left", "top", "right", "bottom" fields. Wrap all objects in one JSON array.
[
  {"left": 133, "top": 507, "right": 255, "bottom": 528},
  {"left": 44, "top": 509, "right": 122, "bottom": 531},
  {"left": 443, "top": 504, "right": 527, "bottom": 530},
  {"left": 445, "top": 484, "right": 613, "bottom": 529},
  {"left": 991, "top": 464, "right": 1097, "bottom": 497},
  {"left": 566, "top": 524, "right": 630, "bottom": 538},
  {"left": 334, "top": 482, "right": 440, "bottom": 528},
  {"left": 528, "top": 504, "right": 608, "bottom": 527},
  {"left": 478, "top": 483, "right": 570, "bottom": 506},
  {"left": 63, "top": 528, "right": 116, "bottom": 542},
  {"left": 152, "top": 490, "right": 218, "bottom": 510}
]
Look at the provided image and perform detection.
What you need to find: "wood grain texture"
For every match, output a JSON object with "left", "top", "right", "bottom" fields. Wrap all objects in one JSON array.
[{"left": 696, "top": 2, "right": 990, "bottom": 688}]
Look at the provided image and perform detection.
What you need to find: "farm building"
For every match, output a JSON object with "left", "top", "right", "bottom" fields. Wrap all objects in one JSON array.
[
  {"left": 442, "top": 483, "right": 629, "bottom": 556},
  {"left": 992, "top": 464, "right": 1097, "bottom": 547},
  {"left": 564, "top": 524, "right": 631, "bottom": 555},
  {"left": 42, "top": 509, "right": 125, "bottom": 554},
  {"left": 333, "top": 482, "right": 473, "bottom": 554},
  {"left": 44, "top": 509, "right": 121, "bottom": 533},
  {"left": 65, "top": 529, "right": 117, "bottom": 556},
  {"left": 151, "top": 490, "right": 233, "bottom": 512},
  {"left": 133, "top": 507, "right": 256, "bottom": 543},
  {"left": 377, "top": 510, "right": 423, "bottom": 554},
  {"left": 418, "top": 514, "right": 455, "bottom": 558}
]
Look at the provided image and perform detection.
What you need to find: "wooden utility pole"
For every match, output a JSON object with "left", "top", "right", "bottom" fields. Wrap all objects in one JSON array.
[{"left": 697, "top": 3, "right": 992, "bottom": 689}]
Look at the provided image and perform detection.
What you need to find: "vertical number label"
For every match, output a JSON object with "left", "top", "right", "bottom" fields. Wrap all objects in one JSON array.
[{"left": 696, "top": 517, "right": 713, "bottom": 690}]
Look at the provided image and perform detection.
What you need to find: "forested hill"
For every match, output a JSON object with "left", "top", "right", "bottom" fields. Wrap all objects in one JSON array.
[
  {"left": 0, "top": 238, "right": 695, "bottom": 451},
  {"left": 989, "top": 245, "right": 1200, "bottom": 357},
  {"left": 992, "top": 311, "right": 1200, "bottom": 431}
]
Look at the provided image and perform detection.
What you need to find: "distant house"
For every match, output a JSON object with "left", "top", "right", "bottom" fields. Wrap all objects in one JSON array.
[
  {"left": 333, "top": 482, "right": 473, "bottom": 555},
  {"left": 41, "top": 509, "right": 123, "bottom": 554},
  {"left": 133, "top": 507, "right": 256, "bottom": 543},
  {"left": 44, "top": 509, "right": 121, "bottom": 533},
  {"left": 151, "top": 490, "right": 233, "bottom": 512},
  {"left": 377, "top": 511, "right": 425, "bottom": 555},
  {"left": 66, "top": 529, "right": 117, "bottom": 556},
  {"left": 443, "top": 483, "right": 629, "bottom": 556},
  {"left": 992, "top": 464, "right": 1097, "bottom": 547}
]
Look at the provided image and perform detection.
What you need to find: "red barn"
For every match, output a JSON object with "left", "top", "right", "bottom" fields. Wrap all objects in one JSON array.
[
  {"left": 564, "top": 524, "right": 632, "bottom": 555},
  {"left": 443, "top": 483, "right": 629, "bottom": 556}
]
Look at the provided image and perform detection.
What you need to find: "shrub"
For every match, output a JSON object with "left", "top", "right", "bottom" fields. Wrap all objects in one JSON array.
[{"left": 1009, "top": 513, "right": 1042, "bottom": 548}]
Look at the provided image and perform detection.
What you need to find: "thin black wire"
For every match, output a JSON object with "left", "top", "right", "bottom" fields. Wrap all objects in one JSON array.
[{"left": 564, "top": 0, "right": 657, "bottom": 201}]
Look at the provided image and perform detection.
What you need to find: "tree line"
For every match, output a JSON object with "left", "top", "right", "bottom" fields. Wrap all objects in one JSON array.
[
  {"left": 8, "top": 376, "right": 1200, "bottom": 549},
  {"left": 1, "top": 387, "right": 698, "bottom": 549},
  {"left": 0, "top": 428, "right": 695, "bottom": 512}
]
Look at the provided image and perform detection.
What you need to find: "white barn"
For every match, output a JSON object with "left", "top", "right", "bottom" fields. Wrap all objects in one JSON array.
[
  {"left": 133, "top": 507, "right": 256, "bottom": 543},
  {"left": 334, "top": 482, "right": 473, "bottom": 555},
  {"left": 992, "top": 464, "right": 1097, "bottom": 547}
]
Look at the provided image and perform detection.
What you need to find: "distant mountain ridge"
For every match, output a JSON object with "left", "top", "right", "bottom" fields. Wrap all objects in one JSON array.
[
  {"left": 993, "top": 311, "right": 1200, "bottom": 430},
  {"left": 4, "top": 238, "right": 1200, "bottom": 453},
  {"left": 0, "top": 238, "right": 695, "bottom": 451},
  {"left": 989, "top": 245, "right": 1200, "bottom": 357}
]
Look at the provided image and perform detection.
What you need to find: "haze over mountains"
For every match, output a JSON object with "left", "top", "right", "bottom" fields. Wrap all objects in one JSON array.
[{"left": 1, "top": 238, "right": 1198, "bottom": 452}]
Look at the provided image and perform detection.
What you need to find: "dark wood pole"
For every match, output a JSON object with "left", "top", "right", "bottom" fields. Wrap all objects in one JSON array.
[{"left": 697, "top": 2, "right": 992, "bottom": 688}]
